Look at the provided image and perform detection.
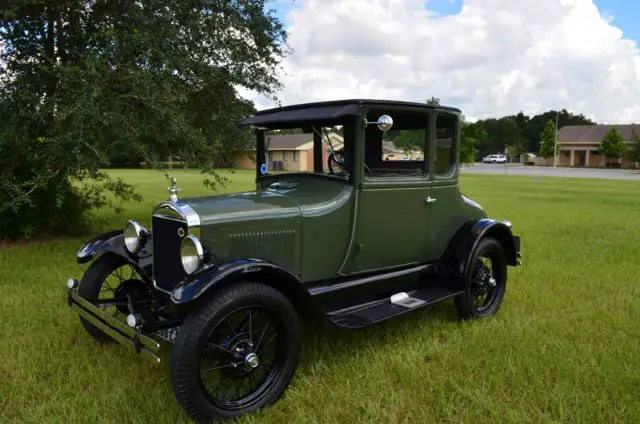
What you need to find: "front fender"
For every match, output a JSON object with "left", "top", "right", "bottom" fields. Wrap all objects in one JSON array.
[
  {"left": 170, "top": 258, "right": 310, "bottom": 306},
  {"left": 442, "top": 219, "right": 521, "bottom": 278},
  {"left": 76, "top": 230, "right": 154, "bottom": 280}
]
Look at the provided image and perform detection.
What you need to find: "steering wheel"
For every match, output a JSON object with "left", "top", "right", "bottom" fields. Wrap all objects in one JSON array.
[
  {"left": 327, "top": 148, "right": 372, "bottom": 176},
  {"left": 328, "top": 148, "right": 345, "bottom": 175}
]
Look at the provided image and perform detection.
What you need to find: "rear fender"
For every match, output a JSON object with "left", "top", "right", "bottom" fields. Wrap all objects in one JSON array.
[
  {"left": 442, "top": 219, "right": 520, "bottom": 279},
  {"left": 171, "top": 258, "right": 318, "bottom": 317},
  {"left": 76, "top": 230, "right": 153, "bottom": 280}
]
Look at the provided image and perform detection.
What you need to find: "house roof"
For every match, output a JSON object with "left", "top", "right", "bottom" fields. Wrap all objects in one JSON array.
[
  {"left": 558, "top": 124, "right": 640, "bottom": 144},
  {"left": 265, "top": 133, "right": 311, "bottom": 150},
  {"left": 382, "top": 141, "right": 403, "bottom": 153},
  {"left": 264, "top": 132, "right": 343, "bottom": 151},
  {"left": 240, "top": 99, "right": 461, "bottom": 129}
]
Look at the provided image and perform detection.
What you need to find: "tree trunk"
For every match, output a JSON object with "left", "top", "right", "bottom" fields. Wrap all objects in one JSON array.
[
  {"left": 56, "top": 7, "right": 65, "bottom": 64},
  {"left": 44, "top": 5, "right": 58, "bottom": 116}
]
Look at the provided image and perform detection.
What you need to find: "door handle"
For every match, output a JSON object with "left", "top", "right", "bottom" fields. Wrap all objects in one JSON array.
[{"left": 425, "top": 196, "right": 437, "bottom": 204}]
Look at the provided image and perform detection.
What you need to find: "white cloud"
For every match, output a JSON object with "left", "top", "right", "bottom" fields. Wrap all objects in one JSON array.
[{"left": 242, "top": 0, "right": 640, "bottom": 124}]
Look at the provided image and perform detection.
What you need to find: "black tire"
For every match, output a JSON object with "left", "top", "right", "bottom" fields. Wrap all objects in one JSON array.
[
  {"left": 77, "top": 253, "right": 150, "bottom": 343},
  {"left": 455, "top": 237, "right": 507, "bottom": 320},
  {"left": 170, "top": 282, "right": 301, "bottom": 423},
  {"left": 77, "top": 253, "right": 126, "bottom": 343}
]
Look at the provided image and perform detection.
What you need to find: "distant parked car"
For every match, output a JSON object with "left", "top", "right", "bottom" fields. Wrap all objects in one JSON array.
[{"left": 482, "top": 154, "right": 507, "bottom": 164}]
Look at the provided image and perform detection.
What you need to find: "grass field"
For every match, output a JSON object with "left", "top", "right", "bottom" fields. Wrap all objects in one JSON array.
[{"left": 1, "top": 169, "right": 639, "bottom": 424}]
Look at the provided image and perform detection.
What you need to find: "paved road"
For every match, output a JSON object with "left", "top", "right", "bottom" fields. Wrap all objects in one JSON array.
[{"left": 460, "top": 163, "right": 640, "bottom": 180}]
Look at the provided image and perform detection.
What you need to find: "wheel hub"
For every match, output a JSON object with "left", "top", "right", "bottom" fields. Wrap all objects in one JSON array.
[
  {"left": 245, "top": 353, "right": 259, "bottom": 369},
  {"left": 220, "top": 333, "right": 259, "bottom": 378}
]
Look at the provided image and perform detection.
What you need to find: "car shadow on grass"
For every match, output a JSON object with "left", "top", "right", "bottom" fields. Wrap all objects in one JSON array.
[{"left": 296, "top": 300, "right": 463, "bottom": 366}]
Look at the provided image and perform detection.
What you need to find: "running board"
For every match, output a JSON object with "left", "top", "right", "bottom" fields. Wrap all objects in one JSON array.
[{"left": 327, "top": 285, "right": 464, "bottom": 329}]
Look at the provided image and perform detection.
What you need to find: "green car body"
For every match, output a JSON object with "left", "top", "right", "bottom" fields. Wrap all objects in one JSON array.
[
  {"left": 65, "top": 99, "right": 522, "bottom": 422},
  {"left": 176, "top": 168, "right": 486, "bottom": 280}
]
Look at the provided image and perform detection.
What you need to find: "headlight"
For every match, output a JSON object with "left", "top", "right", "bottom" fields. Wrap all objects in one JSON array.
[
  {"left": 181, "top": 235, "right": 204, "bottom": 274},
  {"left": 123, "top": 220, "right": 147, "bottom": 253}
]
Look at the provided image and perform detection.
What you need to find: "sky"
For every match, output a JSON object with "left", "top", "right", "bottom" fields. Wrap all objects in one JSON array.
[{"left": 238, "top": 0, "right": 640, "bottom": 124}]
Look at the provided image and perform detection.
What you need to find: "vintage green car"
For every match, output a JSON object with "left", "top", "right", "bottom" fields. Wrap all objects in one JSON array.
[{"left": 65, "top": 99, "right": 521, "bottom": 423}]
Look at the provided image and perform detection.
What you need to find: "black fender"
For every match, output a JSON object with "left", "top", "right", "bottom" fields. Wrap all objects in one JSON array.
[
  {"left": 170, "top": 258, "right": 318, "bottom": 317},
  {"left": 76, "top": 230, "right": 154, "bottom": 280},
  {"left": 442, "top": 219, "right": 521, "bottom": 279}
]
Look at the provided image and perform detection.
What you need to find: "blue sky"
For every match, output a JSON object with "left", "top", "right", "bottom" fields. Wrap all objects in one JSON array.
[
  {"left": 271, "top": 0, "right": 639, "bottom": 46},
  {"left": 261, "top": 0, "right": 639, "bottom": 122},
  {"left": 594, "top": 0, "right": 640, "bottom": 44}
]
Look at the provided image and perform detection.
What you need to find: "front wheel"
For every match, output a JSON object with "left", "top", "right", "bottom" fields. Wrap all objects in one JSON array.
[
  {"left": 77, "top": 253, "right": 151, "bottom": 343},
  {"left": 170, "top": 282, "right": 301, "bottom": 423},
  {"left": 455, "top": 237, "right": 507, "bottom": 319}
]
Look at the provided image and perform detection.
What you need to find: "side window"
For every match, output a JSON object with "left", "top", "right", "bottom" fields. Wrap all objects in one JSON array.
[
  {"left": 364, "top": 110, "right": 428, "bottom": 177},
  {"left": 283, "top": 151, "right": 288, "bottom": 161},
  {"left": 434, "top": 114, "right": 457, "bottom": 177}
]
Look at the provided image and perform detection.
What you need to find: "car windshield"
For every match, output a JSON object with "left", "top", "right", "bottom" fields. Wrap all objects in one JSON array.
[{"left": 255, "top": 121, "right": 352, "bottom": 180}]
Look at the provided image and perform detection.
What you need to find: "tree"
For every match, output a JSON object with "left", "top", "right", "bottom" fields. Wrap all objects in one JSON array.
[
  {"left": 599, "top": 126, "right": 627, "bottom": 168},
  {"left": 393, "top": 130, "right": 424, "bottom": 154},
  {"left": 460, "top": 119, "right": 486, "bottom": 164},
  {"left": 627, "top": 125, "right": 640, "bottom": 167},
  {"left": 538, "top": 120, "right": 559, "bottom": 165},
  {"left": 0, "top": 0, "right": 288, "bottom": 238},
  {"left": 506, "top": 145, "right": 519, "bottom": 162},
  {"left": 426, "top": 96, "right": 440, "bottom": 105},
  {"left": 477, "top": 117, "right": 526, "bottom": 158}
]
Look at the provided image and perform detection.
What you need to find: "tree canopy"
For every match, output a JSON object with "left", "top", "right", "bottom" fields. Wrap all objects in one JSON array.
[
  {"left": 0, "top": 0, "right": 288, "bottom": 237},
  {"left": 538, "top": 119, "right": 559, "bottom": 161},
  {"left": 599, "top": 126, "right": 627, "bottom": 167},
  {"left": 627, "top": 127, "right": 640, "bottom": 164}
]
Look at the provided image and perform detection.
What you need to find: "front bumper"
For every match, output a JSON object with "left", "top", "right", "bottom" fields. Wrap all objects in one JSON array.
[
  {"left": 514, "top": 235, "right": 522, "bottom": 265},
  {"left": 66, "top": 278, "right": 161, "bottom": 364}
]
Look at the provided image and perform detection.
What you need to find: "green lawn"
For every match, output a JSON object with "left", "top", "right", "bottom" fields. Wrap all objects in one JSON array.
[{"left": 1, "top": 169, "right": 639, "bottom": 424}]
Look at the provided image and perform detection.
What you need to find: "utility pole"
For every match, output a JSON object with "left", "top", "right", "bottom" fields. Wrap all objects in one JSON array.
[{"left": 553, "top": 112, "right": 559, "bottom": 167}]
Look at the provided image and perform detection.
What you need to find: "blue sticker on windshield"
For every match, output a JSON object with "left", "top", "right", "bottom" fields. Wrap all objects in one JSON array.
[{"left": 260, "top": 163, "right": 268, "bottom": 175}]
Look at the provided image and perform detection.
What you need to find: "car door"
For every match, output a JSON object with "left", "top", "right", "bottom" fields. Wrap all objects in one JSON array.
[
  {"left": 346, "top": 108, "right": 433, "bottom": 274},
  {"left": 423, "top": 111, "right": 465, "bottom": 260},
  {"left": 349, "top": 180, "right": 432, "bottom": 273}
]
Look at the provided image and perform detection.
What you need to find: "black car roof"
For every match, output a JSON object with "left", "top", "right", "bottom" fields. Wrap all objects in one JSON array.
[{"left": 240, "top": 99, "right": 461, "bottom": 129}]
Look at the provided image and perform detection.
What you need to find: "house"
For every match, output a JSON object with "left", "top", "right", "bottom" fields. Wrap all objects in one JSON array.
[
  {"left": 382, "top": 141, "right": 424, "bottom": 161},
  {"left": 556, "top": 124, "right": 640, "bottom": 167},
  {"left": 235, "top": 132, "right": 344, "bottom": 172}
]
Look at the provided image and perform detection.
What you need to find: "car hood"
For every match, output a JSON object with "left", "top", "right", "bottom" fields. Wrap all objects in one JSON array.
[{"left": 182, "top": 190, "right": 301, "bottom": 226}]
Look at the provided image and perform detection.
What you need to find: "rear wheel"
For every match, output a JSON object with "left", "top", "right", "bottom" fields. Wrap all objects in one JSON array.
[
  {"left": 455, "top": 237, "right": 507, "bottom": 319},
  {"left": 170, "top": 282, "right": 301, "bottom": 423}
]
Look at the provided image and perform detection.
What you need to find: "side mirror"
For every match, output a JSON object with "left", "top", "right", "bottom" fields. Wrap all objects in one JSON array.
[{"left": 365, "top": 114, "right": 393, "bottom": 131}]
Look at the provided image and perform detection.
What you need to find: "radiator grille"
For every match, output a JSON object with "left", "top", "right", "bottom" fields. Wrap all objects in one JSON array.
[{"left": 152, "top": 216, "right": 188, "bottom": 291}]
